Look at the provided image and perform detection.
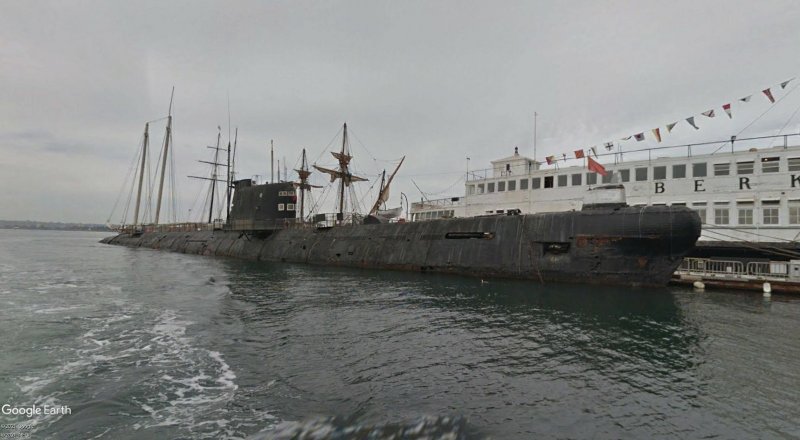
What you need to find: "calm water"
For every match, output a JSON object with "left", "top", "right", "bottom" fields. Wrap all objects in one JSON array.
[{"left": 0, "top": 229, "right": 798, "bottom": 439}]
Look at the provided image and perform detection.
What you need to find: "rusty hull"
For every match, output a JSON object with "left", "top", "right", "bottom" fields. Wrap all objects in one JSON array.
[{"left": 102, "top": 206, "right": 701, "bottom": 287}]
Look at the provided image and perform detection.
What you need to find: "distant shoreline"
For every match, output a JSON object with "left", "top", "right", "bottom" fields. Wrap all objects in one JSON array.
[{"left": 0, "top": 220, "right": 110, "bottom": 232}]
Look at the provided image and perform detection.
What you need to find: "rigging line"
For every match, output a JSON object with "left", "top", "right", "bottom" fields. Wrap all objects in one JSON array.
[
  {"left": 411, "top": 179, "right": 430, "bottom": 202},
  {"left": 703, "top": 223, "right": 798, "bottom": 243},
  {"left": 711, "top": 80, "right": 800, "bottom": 154},
  {"left": 418, "top": 174, "right": 466, "bottom": 197},
  {"left": 347, "top": 128, "right": 378, "bottom": 163},
  {"left": 768, "top": 92, "right": 800, "bottom": 148},
  {"left": 107, "top": 136, "right": 143, "bottom": 223},
  {"left": 700, "top": 229, "right": 800, "bottom": 259},
  {"left": 170, "top": 130, "right": 178, "bottom": 223},
  {"left": 311, "top": 125, "right": 345, "bottom": 165}
]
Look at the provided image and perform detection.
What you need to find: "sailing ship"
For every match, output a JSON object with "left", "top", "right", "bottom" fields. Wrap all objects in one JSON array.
[{"left": 103, "top": 116, "right": 701, "bottom": 287}]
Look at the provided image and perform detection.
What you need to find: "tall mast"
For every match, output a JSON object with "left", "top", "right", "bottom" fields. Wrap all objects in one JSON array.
[
  {"left": 209, "top": 129, "right": 221, "bottom": 223},
  {"left": 229, "top": 127, "right": 237, "bottom": 221},
  {"left": 133, "top": 123, "right": 149, "bottom": 228},
  {"left": 300, "top": 149, "right": 307, "bottom": 221},
  {"left": 369, "top": 156, "right": 405, "bottom": 215},
  {"left": 226, "top": 139, "right": 231, "bottom": 222},
  {"left": 270, "top": 140, "right": 274, "bottom": 184},
  {"left": 338, "top": 123, "right": 347, "bottom": 218},
  {"left": 533, "top": 111, "right": 537, "bottom": 162},
  {"left": 154, "top": 87, "right": 174, "bottom": 225},
  {"left": 312, "top": 123, "right": 368, "bottom": 224}
]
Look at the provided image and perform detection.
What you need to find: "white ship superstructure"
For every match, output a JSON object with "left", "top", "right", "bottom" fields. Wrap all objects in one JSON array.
[{"left": 411, "top": 135, "right": 800, "bottom": 244}]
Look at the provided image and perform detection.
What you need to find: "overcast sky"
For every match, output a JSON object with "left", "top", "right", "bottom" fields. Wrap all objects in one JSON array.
[{"left": 2, "top": 0, "right": 799, "bottom": 223}]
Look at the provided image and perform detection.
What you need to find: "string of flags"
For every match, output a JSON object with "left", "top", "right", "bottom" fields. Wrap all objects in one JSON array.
[{"left": 544, "top": 78, "right": 795, "bottom": 173}]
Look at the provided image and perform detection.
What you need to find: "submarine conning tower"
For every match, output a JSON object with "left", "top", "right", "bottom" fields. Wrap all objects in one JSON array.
[
  {"left": 227, "top": 180, "right": 297, "bottom": 230},
  {"left": 582, "top": 184, "right": 627, "bottom": 210}
]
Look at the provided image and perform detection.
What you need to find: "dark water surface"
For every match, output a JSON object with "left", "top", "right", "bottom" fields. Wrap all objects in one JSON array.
[{"left": 0, "top": 229, "right": 798, "bottom": 439}]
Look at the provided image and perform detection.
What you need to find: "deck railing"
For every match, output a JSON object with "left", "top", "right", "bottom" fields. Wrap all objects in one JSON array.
[{"left": 677, "top": 257, "right": 790, "bottom": 280}]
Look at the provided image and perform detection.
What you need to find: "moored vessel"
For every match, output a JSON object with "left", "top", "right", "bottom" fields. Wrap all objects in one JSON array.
[{"left": 102, "top": 116, "right": 701, "bottom": 287}]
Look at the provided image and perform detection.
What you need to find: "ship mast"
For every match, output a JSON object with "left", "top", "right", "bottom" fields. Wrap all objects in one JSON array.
[
  {"left": 294, "top": 148, "right": 320, "bottom": 222},
  {"left": 209, "top": 129, "right": 221, "bottom": 223},
  {"left": 338, "top": 124, "right": 347, "bottom": 217},
  {"left": 133, "top": 123, "right": 149, "bottom": 228},
  {"left": 369, "top": 156, "right": 405, "bottom": 216},
  {"left": 154, "top": 87, "right": 174, "bottom": 225},
  {"left": 312, "top": 123, "right": 369, "bottom": 224}
]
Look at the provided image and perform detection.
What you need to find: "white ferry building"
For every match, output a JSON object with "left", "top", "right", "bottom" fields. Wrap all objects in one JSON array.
[{"left": 411, "top": 136, "right": 800, "bottom": 246}]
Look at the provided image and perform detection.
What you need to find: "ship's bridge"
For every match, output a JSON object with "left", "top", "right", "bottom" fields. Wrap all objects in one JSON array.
[{"left": 488, "top": 147, "right": 540, "bottom": 178}]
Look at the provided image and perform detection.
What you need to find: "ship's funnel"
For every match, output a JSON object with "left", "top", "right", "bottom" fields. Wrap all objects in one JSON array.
[{"left": 582, "top": 184, "right": 627, "bottom": 210}]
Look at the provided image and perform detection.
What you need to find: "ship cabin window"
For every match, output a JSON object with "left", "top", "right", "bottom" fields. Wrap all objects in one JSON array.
[
  {"left": 789, "top": 200, "right": 800, "bottom": 224},
  {"left": 278, "top": 203, "right": 285, "bottom": 211},
  {"left": 762, "top": 157, "right": 780, "bottom": 173},
  {"left": 693, "top": 162, "right": 707, "bottom": 177},
  {"left": 544, "top": 176, "right": 554, "bottom": 188},
  {"left": 557, "top": 175, "right": 568, "bottom": 187},
  {"left": 672, "top": 164, "right": 686, "bottom": 179},
  {"left": 714, "top": 163, "right": 730, "bottom": 176},
  {"left": 488, "top": 182, "right": 495, "bottom": 193},
  {"left": 635, "top": 167, "right": 648, "bottom": 182},
  {"left": 586, "top": 173, "right": 597, "bottom": 185},
  {"left": 618, "top": 169, "right": 630, "bottom": 182},
  {"left": 671, "top": 202, "right": 686, "bottom": 206},
  {"left": 788, "top": 158, "right": 800, "bottom": 171},
  {"left": 763, "top": 200, "right": 780, "bottom": 224},
  {"left": 571, "top": 173, "right": 582, "bottom": 186},
  {"left": 652, "top": 203, "right": 666, "bottom": 206},
  {"left": 653, "top": 166, "right": 667, "bottom": 180},
  {"left": 498, "top": 181, "right": 506, "bottom": 191},
  {"left": 496, "top": 210, "right": 504, "bottom": 214},
  {"left": 601, "top": 172, "right": 613, "bottom": 184},
  {"left": 737, "top": 161, "right": 754, "bottom": 175},
  {"left": 713, "top": 202, "right": 729, "bottom": 225},
  {"left": 737, "top": 201, "right": 754, "bottom": 225},
  {"left": 287, "top": 203, "right": 296, "bottom": 211},
  {"left": 520, "top": 178, "right": 529, "bottom": 190},
  {"left": 692, "top": 202, "right": 707, "bottom": 224},
  {"left": 508, "top": 180, "right": 516, "bottom": 191},
  {"left": 532, "top": 177, "right": 541, "bottom": 189},
  {"left": 467, "top": 185, "right": 475, "bottom": 195},
  {"left": 477, "top": 183, "right": 485, "bottom": 194}
]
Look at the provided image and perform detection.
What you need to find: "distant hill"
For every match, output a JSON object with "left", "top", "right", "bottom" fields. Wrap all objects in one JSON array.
[{"left": 0, "top": 220, "right": 110, "bottom": 232}]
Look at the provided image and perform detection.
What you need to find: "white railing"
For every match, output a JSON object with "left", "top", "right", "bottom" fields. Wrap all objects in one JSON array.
[{"left": 677, "top": 257, "right": 789, "bottom": 280}]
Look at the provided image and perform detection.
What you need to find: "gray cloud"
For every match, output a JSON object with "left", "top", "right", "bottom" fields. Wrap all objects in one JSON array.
[{"left": 1, "top": 0, "right": 799, "bottom": 222}]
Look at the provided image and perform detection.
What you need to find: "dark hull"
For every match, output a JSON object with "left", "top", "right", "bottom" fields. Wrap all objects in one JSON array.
[{"left": 102, "top": 206, "right": 701, "bottom": 287}]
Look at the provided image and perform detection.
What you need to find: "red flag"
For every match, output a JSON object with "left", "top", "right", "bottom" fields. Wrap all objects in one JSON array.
[
  {"left": 763, "top": 88, "right": 775, "bottom": 103},
  {"left": 545, "top": 155, "right": 554, "bottom": 165},
  {"left": 722, "top": 103, "right": 732, "bottom": 119},
  {"left": 574, "top": 149, "right": 585, "bottom": 159},
  {"left": 652, "top": 128, "right": 662, "bottom": 143},
  {"left": 587, "top": 156, "right": 607, "bottom": 176}
]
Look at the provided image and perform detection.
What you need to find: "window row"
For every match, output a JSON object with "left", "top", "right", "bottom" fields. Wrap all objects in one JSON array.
[
  {"left": 469, "top": 156, "right": 800, "bottom": 194},
  {"left": 411, "top": 209, "right": 455, "bottom": 221},
  {"left": 688, "top": 201, "right": 800, "bottom": 225},
  {"left": 277, "top": 203, "right": 296, "bottom": 211}
]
